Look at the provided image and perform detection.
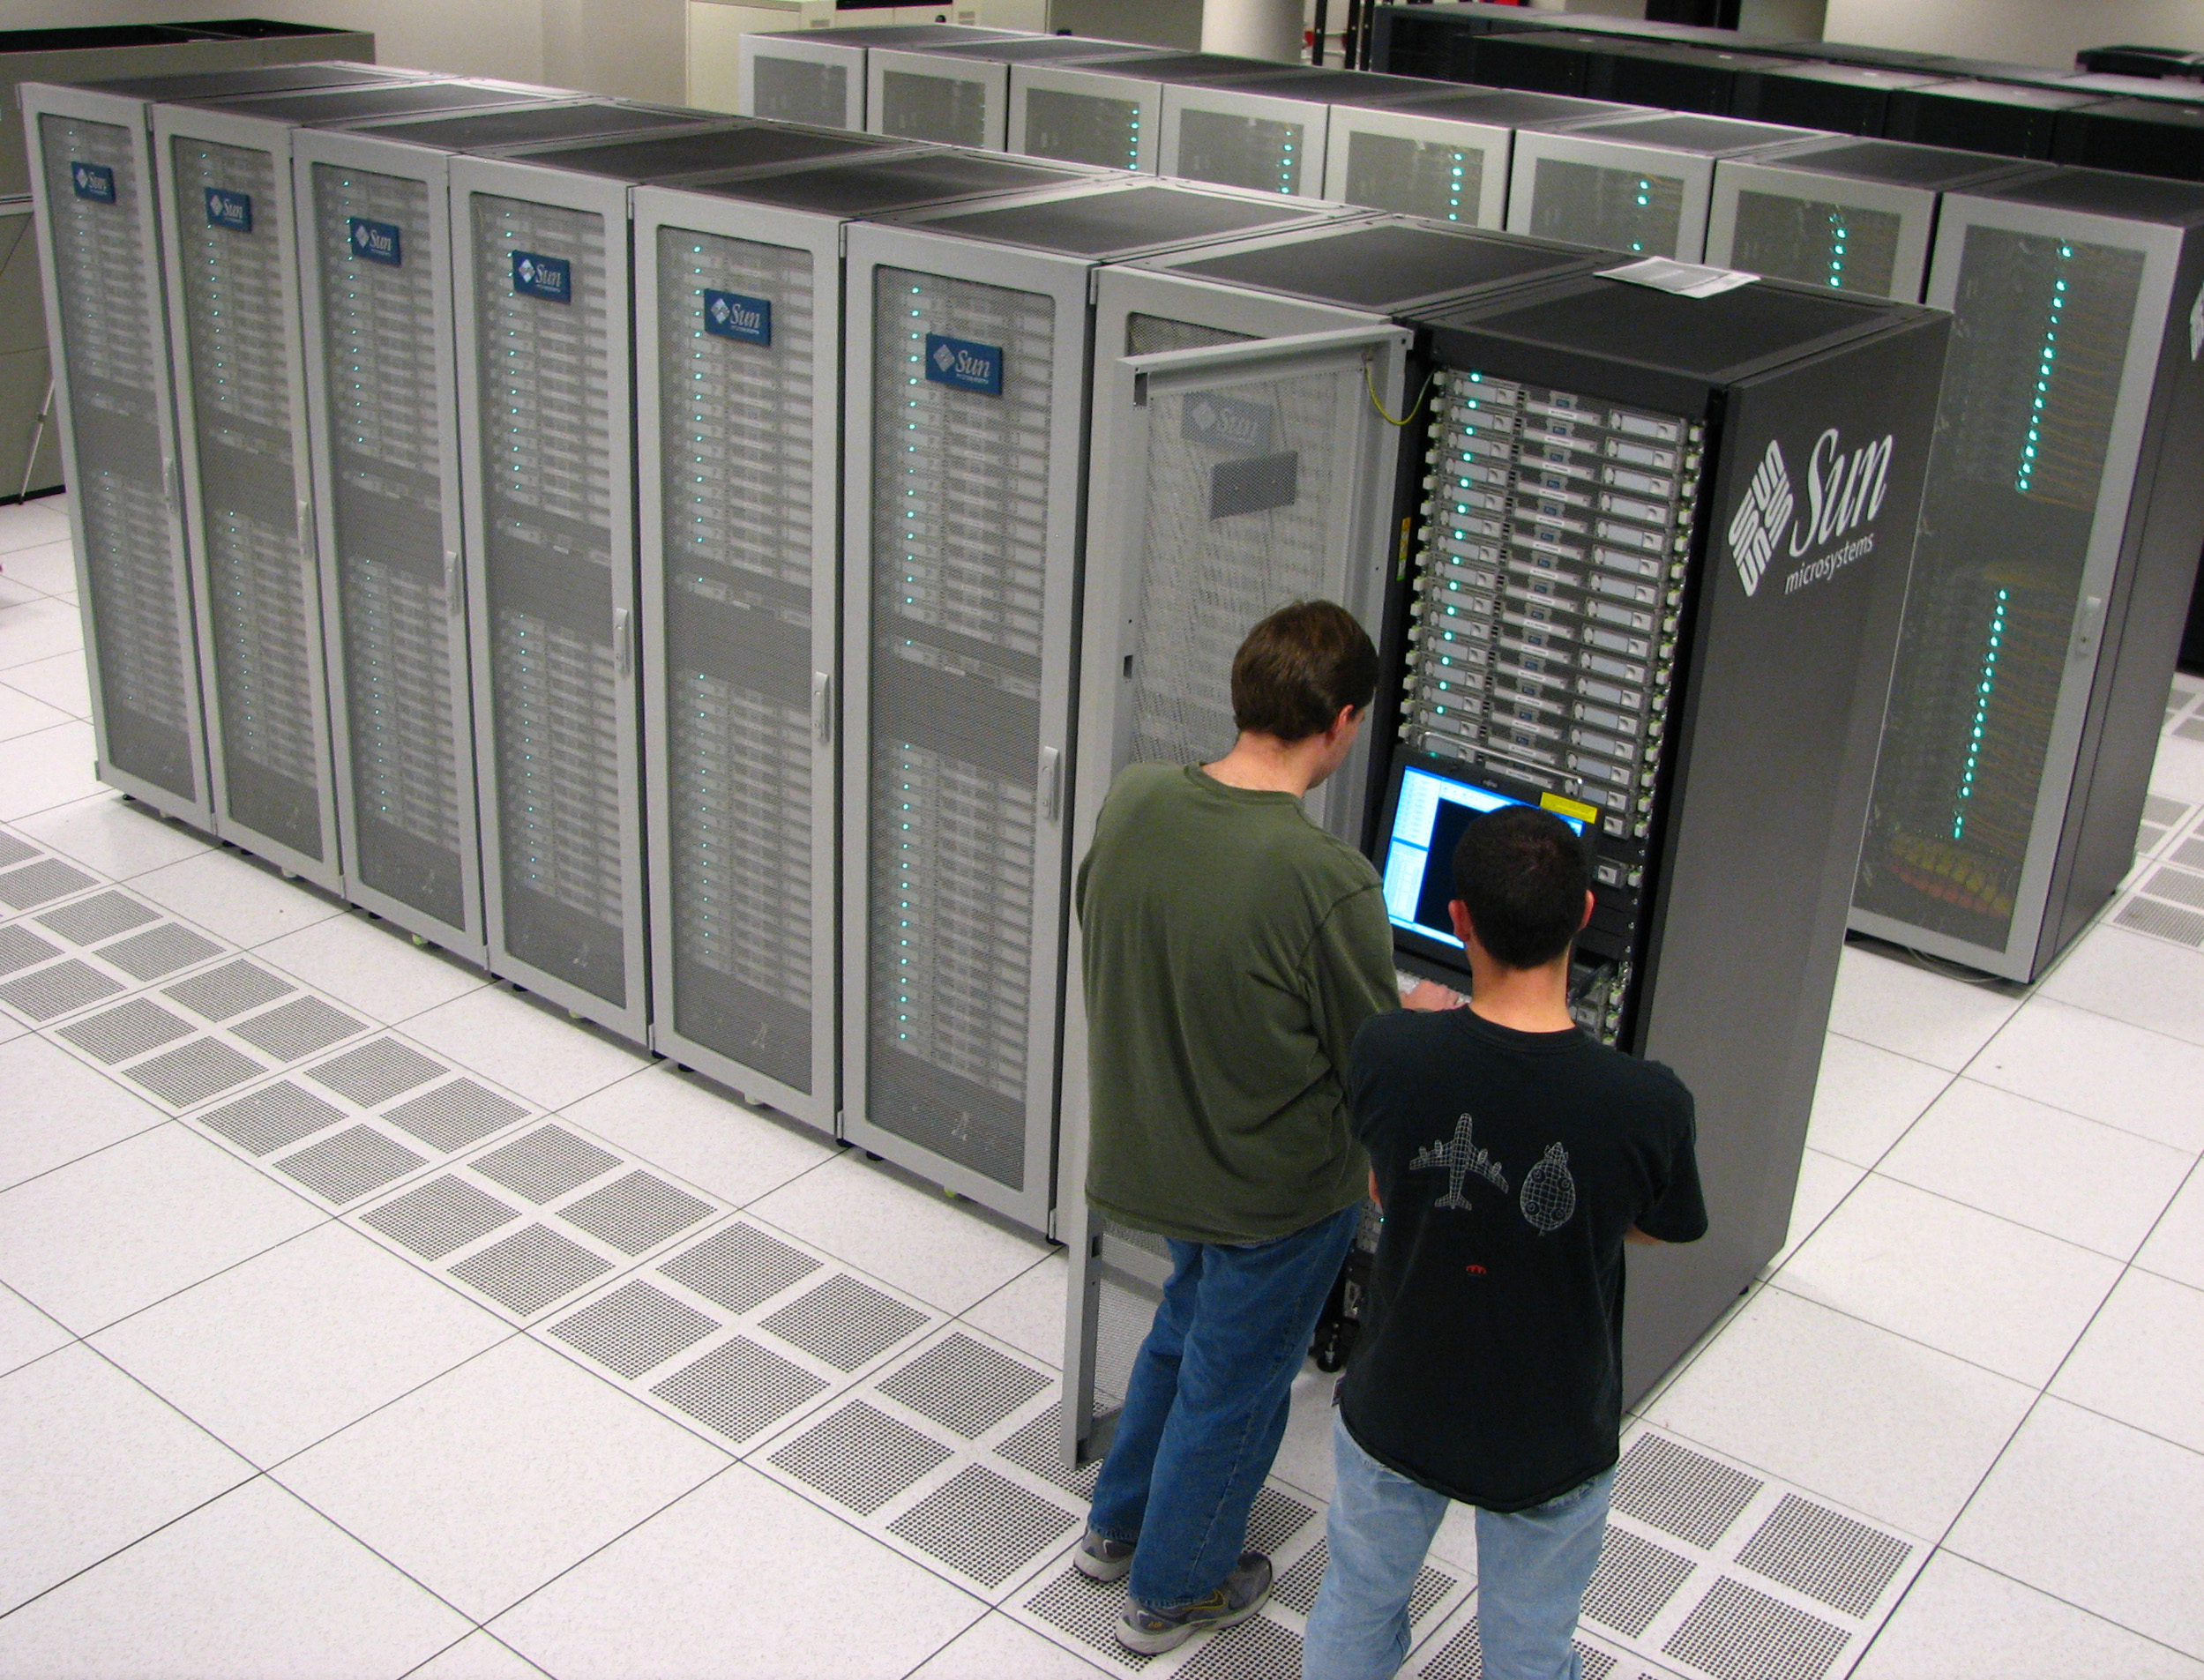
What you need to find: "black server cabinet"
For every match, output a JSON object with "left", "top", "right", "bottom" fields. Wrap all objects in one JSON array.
[
  {"left": 1392, "top": 274, "right": 1947, "bottom": 1396},
  {"left": 2053, "top": 97, "right": 2204, "bottom": 184},
  {"left": 1730, "top": 63, "right": 1953, "bottom": 137},
  {"left": 1884, "top": 80, "right": 2109, "bottom": 161}
]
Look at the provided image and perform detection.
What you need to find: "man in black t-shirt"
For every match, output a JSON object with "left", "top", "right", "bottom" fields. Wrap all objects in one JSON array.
[{"left": 1303, "top": 804, "right": 1706, "bottom": 1680}]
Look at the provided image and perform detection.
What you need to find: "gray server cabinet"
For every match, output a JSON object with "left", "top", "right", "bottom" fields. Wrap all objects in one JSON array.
[
  {"left": 841, "top": 179, "right": 1350, "bottom": 1228},
  {"left": 1508, "top": 110, "right": 1819, "bottom": 262},
  {"left": 1321, "top": 86, "right": 1631, "bottom": 227},
  {"left": 1004, "top": 52, "right": 1274, "bottom": 175},
  {"left": 1707, "top": 136, "right": 2036, "bottom": 302},
  {"left": 0, "top": 193, "right": 61, "bottom": 497},
  {"left": 864, "top": 38, "right": 1163, "bottom": 153},
  {"left": 292, "top": 101, "right": 721, "bottom": 964},
  {"left": 1157, "top": 69, "right": 1461, "bottom": 199},
  {"left": 739, "top": 25, "right": 1030, "bottom": 132},
  {"left": 1853, "top": 169, "right": 2204, "bottom": 979}
]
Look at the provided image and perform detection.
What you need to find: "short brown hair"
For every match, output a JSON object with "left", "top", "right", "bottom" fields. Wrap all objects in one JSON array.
[{"left": 1229, "top": 601, "right": 1378, "bottom": 743}]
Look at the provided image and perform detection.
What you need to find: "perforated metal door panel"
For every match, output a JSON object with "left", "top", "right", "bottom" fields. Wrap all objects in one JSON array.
[
  {"left": 26, "top": 91, "right": 209, "bottom": 824},
  {"left": 632, "top": 189, "right": 837, "bottom": 1126},
  {"left": 155, "top": 109, "right": 337, "bottom": 885},
  {"left": 1506, "top": 133, "right": 1720, "bottom": 264}
]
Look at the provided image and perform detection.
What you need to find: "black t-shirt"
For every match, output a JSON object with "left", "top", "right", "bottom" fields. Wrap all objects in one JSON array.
[{"left": 1339, "top": 1006, "right": 1707, "bottom": 1512}]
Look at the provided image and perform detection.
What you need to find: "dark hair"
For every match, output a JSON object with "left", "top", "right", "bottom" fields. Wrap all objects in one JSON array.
[
  {"left": 1451, "top": 804, "right": 1591, "bottom": 969},
  {"left": 1229, "top": 601, "right": 1378, "bottom": 743}
]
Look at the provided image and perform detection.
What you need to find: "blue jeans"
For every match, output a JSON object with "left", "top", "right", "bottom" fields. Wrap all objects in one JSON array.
[
  {"left": 1304, "top": 1413, "right": 1615, "bottom": 1680},
  {"left": 1087, "top": 1204, "right": 1360, "bottom": 1613}
]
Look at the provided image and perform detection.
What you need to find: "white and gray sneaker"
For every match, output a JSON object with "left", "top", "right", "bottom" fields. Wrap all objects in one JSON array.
[
  {"left": 1074, "top": 1530, "right": 1135, "bottom": 1583},
  {"left": 1117, "top": 1551, "right": 1273, "bottom": 1655}
]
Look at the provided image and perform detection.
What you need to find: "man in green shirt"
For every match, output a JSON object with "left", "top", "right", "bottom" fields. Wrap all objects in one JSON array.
[{"left": 1074, "top": 601, "right": 1428, "bottom": 1655}]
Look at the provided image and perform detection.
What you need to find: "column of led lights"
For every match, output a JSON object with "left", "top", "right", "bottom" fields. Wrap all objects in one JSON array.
[
  {"left": 2015, "top": 243, "right": 2071, "bottom": 497},
  {"left": 1827, "top": 206, "right": 1849, "bottom": 288},
  {"left": 1951, "top": 586, "right": 2008, "bottom": 842}
]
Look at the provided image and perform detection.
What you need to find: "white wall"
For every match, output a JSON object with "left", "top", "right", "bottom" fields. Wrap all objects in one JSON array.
[{"left": 1822, "top": 0, "right": 2204, "bottom": 69}]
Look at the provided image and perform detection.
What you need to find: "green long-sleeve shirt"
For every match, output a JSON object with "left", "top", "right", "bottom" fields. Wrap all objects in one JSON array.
[{"left": 1077, "top": 763, "right": 1400, "bottom": 1243}]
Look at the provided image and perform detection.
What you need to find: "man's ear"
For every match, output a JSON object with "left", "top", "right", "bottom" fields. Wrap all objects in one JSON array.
[
  {"left": 1580, "top": 889, "right": 1595, "bottom": 934},
  {"left": 1450, "top": 900, "right": 1474, "bottom": 950}
]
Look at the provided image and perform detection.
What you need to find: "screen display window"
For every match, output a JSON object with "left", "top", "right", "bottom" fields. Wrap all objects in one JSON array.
[{"left": 1381, "top": 765, "right": 1585, "bottom": 949}]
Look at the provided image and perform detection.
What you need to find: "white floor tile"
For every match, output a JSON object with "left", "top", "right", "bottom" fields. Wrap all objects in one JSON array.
[
  {"left": 257, "top": 910, "right": 488, "bottom": 1026},
  {"left": 1851, "top": 1550, "right": 2204, "bottom": 1680},
  {"left": 274, "top": 1334, "right": 727, "bottom": 1622},
  {"left": 0, "top": 1475, "right": 468, "bottom": 1680},
  {"left": 0, "top": 1342, "right": 251, "bottom": 1617},
  {"left": 91, "top": 1221, "right": 512, "bottom": 1468},
  {"left": 747, "top": 1150, "right": 1051, "bottom": 1315},
  {"left": 1804, "top": 1034, "right": 1951, "bottom": 1168},
  {"left": 401, "top": 985, "right": 648, "bottom": 1111},
  {"left": 0, "top": 1033, "right": 168, "bottom": 1194},
  {"left": 0, "top": 538, "right": 78, "bottom": 598},
  {"left": 557, "top": 1064, "right": 835, "bottom": 1209},
  {"left": 0, "top": 576, "right": 40, "bottom": 611},
  {"left": 960, "top": 1251, "right": 1069, "bottom": 1371},
  {"left": 402, "top": 1632, "right": 554, "bottom": 1680},
  {"left": 0, "top": 1282, "right": 68, "bottom": 1379},
  {"left": 1876, "top": 1079, "right": 2192, "bottom": 1258},
  {"left": 14, "top": 793, "right": 215, "bottom": 882},
  {"left": 1767, "top": 1146, "right": 1864, "bottom": 1272},
  {"left": 906, "top": 1610, "right": 1114, "bottom": 1679},
  {"left": 1947, "top": 1397, "right": 2204, "bottom": 1658},
  {"left": 1969, "top": 995, "right": 2204, "bottom": 1152},
  {"left": 1826, "top": 945, "right": 2022, "bottom": 1072},
  {"left": 0, "top": 502, "right": 70, "bottom": 556},
  {"left": 0, "top": 597, "right": 82, "bottom": 671},
  {"left": 0, "top": 683, "right": 67, "bottom": 743},
  {"left": 0, "top": 1124, "right": 323, "bottom": 1334},
  {"left": 489, "top": 1462, "right": 982, "bottom": 1680},
  {"left": 0, "top": 720, "right": 101, "bottom": 820},
  {"left": 0, "top": 650, "right": 88, "bottom": 719},
  {"left": 1646, "top": 1287, "right": 2034, "bottom": 1538},
  {"left": 2138, "top": 1163, "right": 2204, "bottom": 1289},
  {"left": 2149, "top": 734, "right": 2204, "bottom": 805},
  {"left": 2039, "top": 924, "right": 2204, "bottom": 1050},
  {"left": 130, "top": 846, "right": 345, "bottom": 949},
  {"left": 2049, "top": 1268, "right": 2204, "bottom": 1454}
]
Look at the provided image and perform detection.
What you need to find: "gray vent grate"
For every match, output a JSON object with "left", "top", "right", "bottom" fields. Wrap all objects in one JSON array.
[
  {"left": 2117, "top": 896, "right": 2204, "bottom": 946},
  {"left": 2142, "top": 865, "right": 2204, "bottom": 913},
  {"left": 275, "top": 1124, "right": 428, "bottom": 1204},
  {"left": 769, "top": 1399, "right": 952, "bottom": 1514},
  {"left": 558, "top": 1170, "right": 713, "bottom": 1255},
  {"left": 759, "top": 1273, "right": 928, "bottom": 1371},
  {"left": 994, "top": 1409, "right": 1101, "bottom": 1500},
  {"left": 653, "top": 1333, "right": 828, "bottom": 1444},
  {"left": 877, "top": 1332, "right": 1050, "bottom": 1438},
  {"left": 2144, "top": 793, "right": 2190, "bottom": 825},
  {"left": 0, "top": 924, "right": 60, "bottom": 975},
  {"left": 1613, "top": 1432, "right": 1762, "bottom": 1549},
  {"left": 450, "top": 1222, "right": 613, "bottom": 1315},
  {"left": 165, "top": 959, "right": 296, "bottom": 1021},
  {"left": 99, "top": 922, "right": 224, "bottom": 982},
  {"left": 309, "top": 1038, "right": 446, "bottom": 1106},
  {"left": 2178, "top": 716, "right": 2204, "bottom": 743},
  {"left": 1026, "top": 1565, "right": 1154, "bottom": 1669},
  {"left": 362, "top": 1173, "right": 519, "bottom": 1258},
  {"left": 658, "top": 1221, "right": 820, "bottom": 1315},
  {"left": 888, "top": 1463, "right": 1077, "bottom": 1587},
  {"left": 549, "top": 1279, "right": 718, "bottom": 1378},
  {"left": 0, "top": 833, "right": 35, "bottom": 869},
  {"left": 1584, "top": 1525, "right": 1697, "bottom": 1639},
  {"left": 230, "top": 995, "right": 366, "bottom": 1060},
  {"left": 35, "top": 889, "right": 158, "bottom": 945},
  {"left": 1662, "top": 1577, "right": 1849, "bottom": 1680},
  {"left": 1246, "top": 1484, "right": 1316, "bottom": 1557},
  {"left": 1733, "top": 1495, "right": 1911, "bottom": 1620},
  {"left": 0, "top": 958, "right": 123, "bottom": 1020},
  {"left": 470, "top": 1124, "right": 622, "bottom": 1203},
  {"left": 59, "top": 997, "right": 193, "bottom": 1064},
  {"left": 126, "top": 1038, "right": 264, "bottom": 1106},
  {"left": 201, "top": 1080, "right": 346, "bottom": 1154},
  {"left": 383, "top": 1079, "right": 530, "bottom": 1153},
  {"left": 0, "top": 858, "right": 98, "bottom": 909},
  {"left": 2175, "top": 837, "right": 2204, "bottom": 871},
  {"left": 1178, "top": 1614, "right": 1302, "bottom": 1680}
]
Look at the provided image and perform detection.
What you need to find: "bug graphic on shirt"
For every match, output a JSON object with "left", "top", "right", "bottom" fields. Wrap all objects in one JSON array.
[
  {"left": 1411, "top": 1114, "right": 1508, "bottom": 1210},
  {"left": 1520, "top": 1142, "right": 1577, "bottom": 1234}
]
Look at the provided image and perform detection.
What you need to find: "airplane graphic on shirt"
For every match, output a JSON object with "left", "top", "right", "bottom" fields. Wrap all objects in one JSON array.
[{"left": 1411, "top": 1113, "right": 1509, "bottom": 1210}]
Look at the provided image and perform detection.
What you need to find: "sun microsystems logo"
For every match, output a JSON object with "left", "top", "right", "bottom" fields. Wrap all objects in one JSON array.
[
  {"left": 703, "top": 289, "right": 770, "bottom": 345},
  {"left": 204, "top": 187, "right": 252, "bottom": 234},
  {"left": 71, "top": 162, "right": 116, "bottom": 204},
  {"left": 511, "top": 250, "right": 571, "bottom": 304},
  {"left": 347, "top": 217, "right": 400, "bottom": 267},
  {"left": 923, "top": 332, "right": 1004, "bottom": 397},
  {"left": 1726, "top": 439, "right": 1793, "bottom": 598},
  {"left": 932, "top": 342, "right": 955, "bottom": 372}
]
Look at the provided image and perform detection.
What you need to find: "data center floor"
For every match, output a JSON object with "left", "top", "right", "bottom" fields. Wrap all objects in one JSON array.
[{"left": 1, "top": 490, "right": 2202, "bottom": 1679}]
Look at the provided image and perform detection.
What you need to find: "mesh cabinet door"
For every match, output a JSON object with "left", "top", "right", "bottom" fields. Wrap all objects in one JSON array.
[
  {"left": 25, "top": 89, "right": 211, "bottom": 827},
  {"left": 155, "top": 109, "right": 340, "bottom": 888}
]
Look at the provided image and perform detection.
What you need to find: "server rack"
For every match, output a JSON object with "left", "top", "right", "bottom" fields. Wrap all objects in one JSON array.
[
  {"left": 0, "top": 194, "right": 61, "bottom": 497},
  {"left": 1852, "top": 169, "right": 2204, "bottom": 980},
  {"left": 841, "top": 178, "right": 1354, "bottom": 1229},
  {"left": 1595, "top": 42, "right": 1812, "bottom": 119},
  {"left": 1321, "top": 86, "right": 1631, "bottom": 226},
  {"left": 1508, "top": 111, "right": 1817, "bottom": 263},
  {"left": 863, "top": 37, "right": 1163, "bottom": 152},
  {"left": 738, "top": 24, "right": 1028, "bottom": 131},
  {"left": 1730, "top": 63, "right": 1951, "bottom": 137},
  {"left": 1157, "top": 69, "right": 1458, "bottom": 198},
  {"left": 1883, "top": 80, "right": 2106, "bottom": 161},
  {"left": 2053, "top": 98, "right": 2204, "bottom": 184},
  {"left": 1707, "top": 136, "right": 2035, "bottom": 302},
  {"left": 1001, "top": 51, "right": 1274, "bottom": 175}
]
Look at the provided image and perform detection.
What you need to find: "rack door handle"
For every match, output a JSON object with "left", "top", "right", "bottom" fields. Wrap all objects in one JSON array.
[
  {"left": 614, "top": 607, "right": 632, "bottom": 676},
  {"left": 812, "top": 670, "right": 833, "bottom": 744},
  {"left": 1040, "top": 745, "right": 1061, "bottom": 823},
  {"left": 444, "top": 549, "right": 460, "bottom": 599},
  {"left": 2073, "top": 594, "right": 2105, "bottom": 660}
]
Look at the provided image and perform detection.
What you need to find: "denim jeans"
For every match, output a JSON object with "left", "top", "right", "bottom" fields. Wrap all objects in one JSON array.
[
  {"left": 1304, "top": 1413, "right": 1615, "bottom": 1680},
  {"left": 1087, "top": 1203, "right": 1361, "bottom": 1613}
]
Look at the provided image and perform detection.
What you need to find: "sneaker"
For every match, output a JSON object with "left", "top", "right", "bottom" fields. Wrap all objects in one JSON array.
[
  {"left": 1116, "top": 1551, "right": 1273, "bottom": 1655},
  {"left": 1074, "top": 1530, "right": 1135, "bottom": 1583}
]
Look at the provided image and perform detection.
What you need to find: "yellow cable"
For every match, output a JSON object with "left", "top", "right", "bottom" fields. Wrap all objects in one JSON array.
[{"left": 1367, "top": 361, "right": 1436, "bottom": 428}]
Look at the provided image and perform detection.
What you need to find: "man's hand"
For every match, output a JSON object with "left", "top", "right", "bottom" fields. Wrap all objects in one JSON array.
[
  {"left": 1368, "top": 1168, "right": 1382, "bottom": 1212},
  {"left": 1625, "top": 1227, "right": 1662, "bottom": 1246},
  {"left": 1402, "top": 979, "right": 1465, "bottom": 1012}
]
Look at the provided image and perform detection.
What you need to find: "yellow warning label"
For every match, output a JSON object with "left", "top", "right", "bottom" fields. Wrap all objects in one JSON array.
[{"left": 1540, "top": 792, "right": 1601, "bottom": 825}]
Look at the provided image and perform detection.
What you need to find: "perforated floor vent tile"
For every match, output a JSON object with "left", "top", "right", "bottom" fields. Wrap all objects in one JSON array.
[
  {"left": 2178, "top": 837, "right": 2204, "bottom": 872},
  {"left": 126, "top": 1038, "right": 264, "bottom": 1106},
  {"left": 759, "top": 1273, "right": 929, "bottom": 1371},
  {"left": 1732, "top": 1495, "right": 1910, "bottom": 1621},
  {"left": 0, "top": 833, "right": 35, "bottom": 870},
  {"left": 363, "top": 1173, "right": 519, "bottom": 1259},
  {"left": 1245, "top": 1485, "right": 1316, "bottom": 1557},
  {"left": 0, "top": 957, "right": 122, "bottom": 1020},
  {"left": 34, "top": 890, "right": 156, "bottom": 945},
  {"left": 2115, "top": 896, "right": 2204, "bottom": 946},
  {"left": 658, "top": 1221, "right": 819, "bottom": 1315},
  {"left": 384, "top": 1079, "right": 529, "bottom": 1153},
  {"left": 1417, "top": 1617, "right": 1618, "bottom": 1680},
  {"left": 230, "top": 995, "right": 366, "bottom": 1061},
  {"left": 0, "top": 857, "right": 96, "bottom": 910},
  {"left": 1586, "top": 1526, "right": 1698, "bottom": 1639},
  {"left": 200, "top": 1080, "right": 347, "bottom": 1155},
  {"left": 59, "top": 997, "right": 193, "bottom": 1064},
  {"left": 98, "top": 922, "right": 223, "bottom": 982},
  {"left": 470, "top": 1124, "right": 622, "bottom": 1204},
  {"left": 2179, "top": 715, "right": 2204, "bottom": 742},
  {"left": 2147, "top": 793, "right": 2193, "bottom": 825},
  {"left": 1177, "top": 1614, "right": 1302, "bottom": 1680},
  {"left": 653, "top": 1333, "right": 828, "bottom": 1444},
  {"left": 165, "top": 959, "right": 295, "bottom": 1022},
  {"left": 1027, "top": 1565, "right": 1154, "bottom": 1670},
  {"left": 770, "top": 1400, "right": 953, "bottom": 1514},
  {"left": 994, "top": 1408, "right": 1101, "bottom": 1500},
  {"left": 451, "top": 1223, "right": 612, "bottom": 1316},
  {"left": 1613, "top": 1433, "right": 1761, "bottom": 1550},
  {"left": 309, "top": 1039, "right": 446, "bottom": 1106},
  {"left": 878, "top": 1332, "right": 1051, "bottom": 1438},
  {"left": 1662, "top": 1577, "right": 1847, "bottom": 1680},
  {"left": 549, "top": 1279, "right": 717, "bottom": 1378},
  {"left": 276, "top": 1124, "right": 428, "bottom": 1205},
  {"left": 0, "top": 923, "right": 58, "bottom": 975},
  {"left": 558, "top": 1170, "right": 713, "bottom": 1255},
  {"left": 2142, "top": 864, "right": 2204, "bottom": 912},
  {"left": 887, "top": 1462, "right": 1078, "bottom": 1587}
]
